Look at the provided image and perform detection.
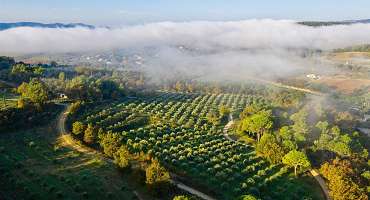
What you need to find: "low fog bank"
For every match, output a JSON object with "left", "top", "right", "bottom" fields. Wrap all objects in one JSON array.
[{"left": 1, "top": 19, "right": 370, "bottom": 80}]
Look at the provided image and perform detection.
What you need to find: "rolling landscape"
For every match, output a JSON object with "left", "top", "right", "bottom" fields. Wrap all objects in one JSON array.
[{"left": 0, "top": 1, "right": 369, "bottom": 200}]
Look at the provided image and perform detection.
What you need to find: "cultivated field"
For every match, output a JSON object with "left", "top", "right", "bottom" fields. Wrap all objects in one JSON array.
[{"left": 73, "top": 92, "right": 325, "bottom": 200}]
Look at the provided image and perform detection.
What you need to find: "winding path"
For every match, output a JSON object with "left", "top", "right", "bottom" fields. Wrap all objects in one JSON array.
[
  {"left": 309, "top": 169, "right": 332, "bottom": 200},
  {"left": 247, "top": 77, "right": 325, "bottom": 96},
  {"left": 57, "top": 103, "right": 217, "bottom": 200},
  {"left": 57, "top": 103, "right": 106, "bottom": 157},
  {"left": 223, "top": 114, "right": 236, "bottom": 142}
]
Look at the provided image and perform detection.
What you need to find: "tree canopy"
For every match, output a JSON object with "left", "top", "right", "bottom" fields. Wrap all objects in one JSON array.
[
  {"left": 72, "top": 121, "right": 85, "bottom": 135},
  {"left": 113, "top": 145, "right": 131, "bottom": 169},
  {"left": 289, "top": 108, "right": 309, "bottom": 142},
  {"left": 282, "top": 150, "right": 311, "bottom": 176},
  {"left": 17, "top": 78, "right": 49, "bottom": 106},
  {"left": 256, "top": 134, "right": 285, "bottom": 164},
  {"left": 320, "top": 159, "right": 368, "bottom": 200},
  {"left": 239, "top": 110, "right": 273, "bottom": 141},
  {"left": 145, "top": 159, "right": 170, "bottom": 185}
]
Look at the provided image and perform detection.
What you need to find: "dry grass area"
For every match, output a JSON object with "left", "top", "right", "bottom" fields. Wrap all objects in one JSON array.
[
  {"left": 325, "top": 52, "right": 370, "bottom": 68},
  {"left": 315, "top": 75, "right": 370, "bottom": 94},
  {"left": 327, "top": 52, "right": 370, "bottom": 60}
]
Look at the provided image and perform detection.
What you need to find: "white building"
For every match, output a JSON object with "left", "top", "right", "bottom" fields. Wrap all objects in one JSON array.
[{"left": 306, "top": 74, "right": 320, "bottom": 80}]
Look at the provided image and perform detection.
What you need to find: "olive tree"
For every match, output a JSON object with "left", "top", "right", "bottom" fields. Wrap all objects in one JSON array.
[{"left": 282, "top": 150, "right": 311, "bottom": 176}]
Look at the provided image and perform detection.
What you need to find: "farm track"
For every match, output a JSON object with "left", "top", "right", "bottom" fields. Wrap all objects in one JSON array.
[
  {"left": 223, "top": 114, "right": 236, "bottom": 142},
  {"left": 57, "top": 103, "right": 111, "bottom": 162},
  {"left": 222, "top": 114, "right": 332, "bottom": 200},
  {"left": 309, "top": 169, "right": 332, "bottom": 200},
  {"left": 57, "top": 103, "right": 217, "bottom": 200},
  {"left": 249, "top": 77, "right": 325, "bottom": 96}
]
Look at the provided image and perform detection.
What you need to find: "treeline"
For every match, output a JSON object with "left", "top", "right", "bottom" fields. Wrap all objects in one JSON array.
[
  {"left": 298, "top": 21, "right": 355, "bottom": 27},
  {"left": 0, "top": 56, "right": 15, "bottom": 70},
  {"left": 334, "top": 44, "right": 370, "bottom": 52}
]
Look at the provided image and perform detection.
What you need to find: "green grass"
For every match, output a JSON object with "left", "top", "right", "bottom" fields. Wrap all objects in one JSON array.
[
  {"left": 0, "top": 91, "right": 18, "bottom": 109},
  {"left": 0, "top": 122, "right": 146, "bottom": 200},
  {"left": 261, "top": 171, "right": 326, "bottom": 200}
]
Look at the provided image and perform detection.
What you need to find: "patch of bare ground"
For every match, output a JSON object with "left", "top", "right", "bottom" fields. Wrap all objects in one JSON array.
[{"left": 315, "top": 76, "right": 370, "bottom": 94}]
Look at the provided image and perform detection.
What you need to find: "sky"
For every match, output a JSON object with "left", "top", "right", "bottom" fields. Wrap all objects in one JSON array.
[{"left": 1, "top": 0, "right": 370, "bottom": 26}]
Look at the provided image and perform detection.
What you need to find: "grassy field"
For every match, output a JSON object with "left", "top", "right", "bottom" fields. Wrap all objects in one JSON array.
[
  {"left": 315, "top": 75, "right": 370, "bottom": 94},
  {"left": 0, "top": 120, "right": 152, "bottom": 200},
  {"left": 0, "top": 91, "right": 18, "bottom": 110}
]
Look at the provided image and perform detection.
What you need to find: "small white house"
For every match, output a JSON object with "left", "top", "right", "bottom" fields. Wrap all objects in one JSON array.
[
  {"left": 306, "top": 74, "right": 320, "bottom": 80},
  {"left": 59, "top": 93, "right": 68, "bottom": 99}
]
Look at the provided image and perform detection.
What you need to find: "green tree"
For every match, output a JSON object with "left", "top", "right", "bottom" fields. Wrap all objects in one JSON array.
[
  {"left": 84, "top": 124, "right": 96, "bottom": 144},
  {"left": 173, "top": 195, "right": 191, "bottom": 200},
  {"left": 278, "top": 126, "right": 298, "bottom": 151},
  {"left": 186, "top": 83, "right": 194, "bottom": 93},
  {"left": 113, "top": 145, "right": 131, "bottom": 169},
  {"left": 66, "top": 75, "right": 92, "bottom": 100},
  {"left": 240, "top": 103, "right": 267, "bottom": 119},
  {"left": 99, "top": 132, "right": 123, "bottom": 157},
  {"left": 290, "top": 109, "right": 309, "bottom": 142},
  {"left": 50, "top": 61, "right": 58, "bottom": 68},
  {"left": 0, "top": 56, "right": 15, "bottom": 70},
  {"left": 320, "top": 159, "right": 367, "bottom": 200},
  {"left": 316, "top": 121, "right": 329, "bottom": 135},
  {"left": 314, "top": 126, "right": 354, "bottom": 157},
  {"left": 240, "top": 195, "right": 258, "bottom": 200},
  {"left": 58, "top": 72, "right": 65, "bottom": 81},
  {"left": 17, "top": 97, "right": 28, "bottom": 109},
  {"left": 97, "top": 79, "right": 120, "bottom": 99},
  {"left": 72, "top": 121, "right": 85, "bottom": 135},
  {"left": 145, "top": 159, "right": 170, "bottom": 185},
  {"left": 206, "top": 111, "right": 220, "bottom": 125},
  {"left": 17, "top": 78, "right": 49, "bottom": 106},
  {"left": 256, "top": 134, "right": 285, "bottom": 164},
  {"left": 240, "top": 110, "right": 273, "bottom": 141},
  {"left": 282, "top": 150, "right": 311, "bottom": 176},
  {"left": 219, "top": 105, "right": 231, "bottom": 117},
  {"left": 174, "top": 81, "right": 184, "bottom": 92}
]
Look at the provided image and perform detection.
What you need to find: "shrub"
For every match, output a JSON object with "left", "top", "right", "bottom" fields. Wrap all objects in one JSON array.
[{"left": 72, "top": 121, "right": 85, "bottom": 136}]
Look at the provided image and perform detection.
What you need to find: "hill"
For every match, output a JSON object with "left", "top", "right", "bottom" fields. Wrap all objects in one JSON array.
[
  {"left": 299, "top": 19, "right": 370, "bottom": 27},
  {"left": 0, "top": 22, "right": 95, "bottom": 31}
]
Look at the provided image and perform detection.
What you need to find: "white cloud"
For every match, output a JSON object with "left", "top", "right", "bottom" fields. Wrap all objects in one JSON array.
[
  {"left": 1, "top": 19, "right": 370, "bottom": 80},
  {"left": 2, "top": 19, "right": 370, "bottom": 54}
]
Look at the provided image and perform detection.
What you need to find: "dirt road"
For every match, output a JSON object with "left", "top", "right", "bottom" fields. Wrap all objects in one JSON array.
[
  {"left": 250, "top": 77, "right": 325, "bottom": 96},
  {"left": 223, "top": 114, "right": 236, "bottom": 142},
  {"left": 310, "top": 169, "right": 332, "bottom": 200}
]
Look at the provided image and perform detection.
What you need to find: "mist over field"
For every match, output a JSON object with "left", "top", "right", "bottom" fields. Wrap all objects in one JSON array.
[{"left": 2, "top": 19, "right": 370, "bottom": 79}]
